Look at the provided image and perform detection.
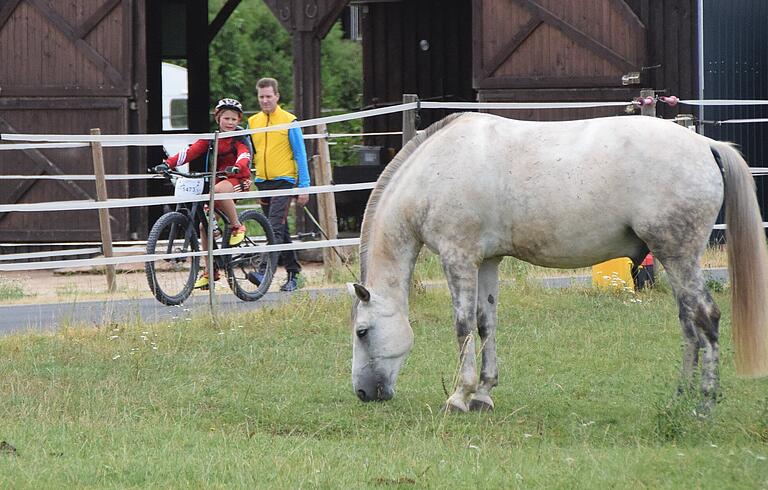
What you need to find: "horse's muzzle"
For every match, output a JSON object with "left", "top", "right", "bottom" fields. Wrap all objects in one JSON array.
[{"left": 356, "top": 384, "right": 394, "bottom": 402}]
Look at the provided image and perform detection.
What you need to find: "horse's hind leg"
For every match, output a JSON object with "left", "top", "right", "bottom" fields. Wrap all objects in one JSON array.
[
  {"left": 658, "top": 256, "right": 721, "bottom": 412},
  {"left": 468, "top": 257, "right": 502, "bottom": 412}
]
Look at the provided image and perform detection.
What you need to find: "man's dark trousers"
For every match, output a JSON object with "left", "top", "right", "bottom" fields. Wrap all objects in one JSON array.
[{"left": 256, "top": 179, "right": 301, "bottom": 273}]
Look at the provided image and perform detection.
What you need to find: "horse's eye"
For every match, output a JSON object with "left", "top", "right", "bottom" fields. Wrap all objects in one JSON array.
[{"left": 356, "top": 328, "right": 368, "bottom": 339}]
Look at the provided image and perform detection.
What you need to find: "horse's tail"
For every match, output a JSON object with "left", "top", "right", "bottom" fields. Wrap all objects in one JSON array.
[{"left": 715, "top": 141, "right": 768, "bottom": 377}]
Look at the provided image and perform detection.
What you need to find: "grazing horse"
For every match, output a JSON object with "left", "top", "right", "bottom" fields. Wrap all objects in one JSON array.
[{"left": 349, "top": 112, "right": 768, "bottom": 413}]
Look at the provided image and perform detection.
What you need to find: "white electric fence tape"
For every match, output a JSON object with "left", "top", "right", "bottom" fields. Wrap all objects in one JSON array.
[
  {"left": 0, "top": 102, "right": 418, "bottom": 144},
  {"left": 0, "top": 238, "right": 360, "bottom": 271},
  {"left": 0, "top": 182, "right": 377, "bottom": 213},
  {"left": 0, "top": 247, "right": 102, "bottom": 262},
  {"left": 0, "top": 174, "right": 163, "bottom": 180},
  {"left": 4, "top": 99, "right": 768, "bottom": 146}
]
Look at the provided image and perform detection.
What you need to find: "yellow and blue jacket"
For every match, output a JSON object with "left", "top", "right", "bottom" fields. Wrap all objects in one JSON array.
[{"left": 247, "top": 105, "right": 310, "bottom": 187}]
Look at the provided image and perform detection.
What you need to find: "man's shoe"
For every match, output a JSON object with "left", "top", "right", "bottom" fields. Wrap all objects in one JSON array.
[
  {"left": 229, "top": 224, "right": 247, "bottom": 246},
  {"left": 280, "top": 272, "right": 300, "bottom": 292},
  {"left": 247, "top": 270, "right": 265, "bottom": 286}
]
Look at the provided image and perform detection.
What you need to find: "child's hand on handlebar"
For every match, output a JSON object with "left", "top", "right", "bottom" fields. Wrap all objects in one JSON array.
[
  {"left": 224, "top": 166, "right": 240, "bottom": 175},
  {"left": 152, "top": 163, "right": 170, "bottom": 173}
]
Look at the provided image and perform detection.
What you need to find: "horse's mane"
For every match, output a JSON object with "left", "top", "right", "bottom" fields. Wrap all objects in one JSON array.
[{"left": 359, "top": 112, "right": 468, "bottom": 282}]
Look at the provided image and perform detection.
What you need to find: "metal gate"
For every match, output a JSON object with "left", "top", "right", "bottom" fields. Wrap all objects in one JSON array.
[{"left": 700, "top": 0, "right": 768, "bottom": 226}]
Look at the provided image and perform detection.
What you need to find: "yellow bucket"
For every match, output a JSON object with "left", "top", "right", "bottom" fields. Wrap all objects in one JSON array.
[{"left": 592, "top": 258, "right": 635, "bottom": 289}]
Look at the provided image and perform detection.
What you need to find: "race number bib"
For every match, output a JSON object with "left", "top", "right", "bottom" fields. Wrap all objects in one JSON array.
[{"left": 174, "top": 177, "right": 204, "bottom": 197}]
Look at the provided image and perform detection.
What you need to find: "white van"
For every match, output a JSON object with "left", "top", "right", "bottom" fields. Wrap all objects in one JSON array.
[{"left": 161, "top": 62, "right": 189, "bottom": 159}]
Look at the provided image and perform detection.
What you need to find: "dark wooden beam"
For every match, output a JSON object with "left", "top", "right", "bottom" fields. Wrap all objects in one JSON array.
[
  {"left": 481, "top": 16, "right": 542, "bottom": 80},
  {"left": 0, "top": 0, "right": 22, "bottom": 29},
  {"left": 317, "top": 0, "right": 351, "bottom": 38},
  {"left": 75, "top": 0, "right": 121, "bottom": 39},
  {"left": 208, "top": 0, "right": 243, "bottom": 44},
  {"left": 513, "top": 0, "right": 637, "bottom": 72},
  {"left": 27, "top": 0, "right": 125, "bottom": 86},
  {"left": 0, "top": 117, "right": 95, "bottom": 224},
  {"left": 263, "top": 0, "right": 350, "bottom": 121}
]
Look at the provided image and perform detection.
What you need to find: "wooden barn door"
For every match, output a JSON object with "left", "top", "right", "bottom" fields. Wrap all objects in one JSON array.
[
  {"left": 473, "top": 0, "right": 647, "bottom": 120},
  {"left": 0, "top": 0, "right": 145, "bottom": 242}
]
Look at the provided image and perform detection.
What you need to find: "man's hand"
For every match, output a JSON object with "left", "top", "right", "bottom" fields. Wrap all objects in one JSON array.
[
  {"left": 296, "top": 193, "right": 309, "bottom": 207},
  {"left": 224, "top": 166, "right": 239, "bottom": 175}
]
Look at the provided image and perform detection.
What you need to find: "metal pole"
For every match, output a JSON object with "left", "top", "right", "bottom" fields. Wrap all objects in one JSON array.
[
  {"left": 207, "top": 131, "right": 220, "bottom": 315},
  {"left": 90, "top": 128, "right": 117, "bottom": 292}
]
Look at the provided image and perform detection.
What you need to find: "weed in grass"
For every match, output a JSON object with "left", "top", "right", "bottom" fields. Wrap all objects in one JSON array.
[
  {"left": 56, "top": 282, "right": 80, "bottom": 298},
  {"left": 706, "top": 278, "right": 726, "bottom": 293},
  {"left": 752, "top": 398, "right": 768, "bottom": 443},
  {"left": 0, "top": 278, "right": 25, "bottom": 300},
  {"left": 653, "top": 392, "right": 701, "bottom": 443}
]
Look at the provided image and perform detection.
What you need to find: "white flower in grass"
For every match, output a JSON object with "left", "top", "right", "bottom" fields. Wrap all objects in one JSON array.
[{"left": 112, "top": 355, "right": 121, "bottom": 360}]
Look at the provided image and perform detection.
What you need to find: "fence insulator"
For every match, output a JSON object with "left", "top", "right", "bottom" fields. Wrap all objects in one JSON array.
[{"left": 659, "top": 96, "right": 679, "bottom": 107}]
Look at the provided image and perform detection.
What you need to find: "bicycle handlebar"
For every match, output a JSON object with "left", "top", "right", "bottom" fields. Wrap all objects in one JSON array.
[{"left": 150, "top": 167, "right": 229, "bottom": 180}]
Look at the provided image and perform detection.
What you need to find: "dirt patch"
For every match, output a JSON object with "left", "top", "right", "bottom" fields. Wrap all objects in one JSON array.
[{"left": 0, "top": 261, "right": 330, "bottom": 306}]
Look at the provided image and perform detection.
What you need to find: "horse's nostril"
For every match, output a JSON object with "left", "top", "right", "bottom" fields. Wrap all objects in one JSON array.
[{"left": 357, "top": 389, "right": 367, "bottom": 401}]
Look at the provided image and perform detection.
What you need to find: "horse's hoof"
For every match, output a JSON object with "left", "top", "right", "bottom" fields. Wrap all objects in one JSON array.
[
  {"left": 442, "top": 396, "right": 469, "bottom": 413},
  {"left": 695, "top": 398, "right": 716, "bottom": 418},
  {"left": 468, "top": 396, "right": 494, "bottom": 412}
]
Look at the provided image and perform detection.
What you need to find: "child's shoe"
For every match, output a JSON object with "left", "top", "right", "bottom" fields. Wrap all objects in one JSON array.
[
  {"left": 229, "top": 224, "right": 247, "bottom": 246},
  {"left": 194, "top": 270, "right": 220, "bottom": 290}
]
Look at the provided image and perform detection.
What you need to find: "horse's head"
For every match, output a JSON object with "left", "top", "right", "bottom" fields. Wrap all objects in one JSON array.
[{"left": 348, "top": 283, "right": 413, "bottom": 402}]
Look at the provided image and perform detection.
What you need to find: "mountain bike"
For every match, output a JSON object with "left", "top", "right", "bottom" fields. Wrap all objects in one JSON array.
[{"left": 144, "top": 168, "right": 277, "bottom": 305}]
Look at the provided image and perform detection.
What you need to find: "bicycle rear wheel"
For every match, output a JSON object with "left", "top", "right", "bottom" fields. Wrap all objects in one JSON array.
[
  {"left": 226, "top": 209, "right": 277, "bottom": 301},
  {"left": 145, "top": 211, "right": 200, "bottom": 305}
]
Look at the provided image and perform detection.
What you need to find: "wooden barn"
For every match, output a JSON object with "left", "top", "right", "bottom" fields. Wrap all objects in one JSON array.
[
  {"left": 0, "top": 0, "right": 347, "bottom": 246},
  {"left": 1, "top": 0, "right": 765, "bottom": 245},
  {"left": 356, "top": 0, "right": 768, "bottom": 229}
]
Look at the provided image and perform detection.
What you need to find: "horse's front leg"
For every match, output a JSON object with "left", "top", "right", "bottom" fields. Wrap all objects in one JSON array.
[
  {"left": 442, "top": 260, "right": 480, "bottom": 413},
  {"left": 469, "top": 257, "right": 501, "bottom": 412}
]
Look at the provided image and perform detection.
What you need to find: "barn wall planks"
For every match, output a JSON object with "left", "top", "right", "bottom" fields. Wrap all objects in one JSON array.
[{"left": 0, "top": 0, "right": 144, "bottom": 242}]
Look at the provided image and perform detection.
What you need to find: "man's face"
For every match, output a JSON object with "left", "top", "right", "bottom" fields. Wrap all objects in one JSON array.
[{"left": 258, "top": 86, "right": 279, "bottom": 114}]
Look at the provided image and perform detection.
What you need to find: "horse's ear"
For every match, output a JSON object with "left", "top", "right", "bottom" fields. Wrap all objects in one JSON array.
[{"left": 348, "top": 283, "right": 371, "bottom": 302}]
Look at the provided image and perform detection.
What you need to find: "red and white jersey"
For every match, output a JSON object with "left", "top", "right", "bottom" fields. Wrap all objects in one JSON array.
[{"left": 166, "top": 137, "right": 251, "bottom": 180}]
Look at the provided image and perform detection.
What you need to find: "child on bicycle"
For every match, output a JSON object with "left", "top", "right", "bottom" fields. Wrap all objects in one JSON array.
[{"left": 153, "top": 98, "right": 252, "bottom": 289}]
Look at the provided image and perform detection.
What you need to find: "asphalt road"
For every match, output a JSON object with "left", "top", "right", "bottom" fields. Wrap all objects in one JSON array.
[
  {"left": 0, "top": 268, "right": 728, "bottom": 336},
  {"left": 0, "top": 288, "right": 345, "bottom": 336}
]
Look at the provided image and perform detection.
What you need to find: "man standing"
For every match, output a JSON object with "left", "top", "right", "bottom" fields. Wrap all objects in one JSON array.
[{"left": 247, "top": 77, "right": 310, "bottom": 292}]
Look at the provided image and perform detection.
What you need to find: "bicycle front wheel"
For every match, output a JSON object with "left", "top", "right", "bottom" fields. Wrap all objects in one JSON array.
[
  {"left": 226, "top": 209, "right": 277, "bottom": 301},
  {"left": 145, "top": 211, "right": 200, "bottom": 305}
]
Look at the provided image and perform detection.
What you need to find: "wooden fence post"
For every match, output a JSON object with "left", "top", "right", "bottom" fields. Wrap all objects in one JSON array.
[
  {"left": 90, "top": 128, "right": 116, "bottom": 293},
  {"left": 402, "top": 94, "right": 418, "bottom": 146},
  {"left": 640, "top": 88, "right": 656, "bottom": 117},
  {"left": 314, "top": 123, "right": 340, "bottom": 277}
]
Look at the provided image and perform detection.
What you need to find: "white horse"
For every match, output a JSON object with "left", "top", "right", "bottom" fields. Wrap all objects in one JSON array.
[{"left": 349, "top": 112, "right": 768, "bottom": 413}]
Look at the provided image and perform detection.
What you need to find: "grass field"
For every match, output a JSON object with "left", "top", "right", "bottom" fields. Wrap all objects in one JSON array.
[{"left": 1, "top": 271, "right": 768, "bottom": 487}]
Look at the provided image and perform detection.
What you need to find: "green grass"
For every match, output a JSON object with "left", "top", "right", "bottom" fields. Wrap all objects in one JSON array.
[
  {"left": 0, "top": 279, "right": 25, "bottom": 300},
  {"left": 1, "top": 282, "right": 768, "bottom": 487}
]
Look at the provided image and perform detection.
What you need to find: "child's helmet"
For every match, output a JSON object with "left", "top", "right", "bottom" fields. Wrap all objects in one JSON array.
[{"left": 215, "top": 98, "right": 243, "bottom": 115}]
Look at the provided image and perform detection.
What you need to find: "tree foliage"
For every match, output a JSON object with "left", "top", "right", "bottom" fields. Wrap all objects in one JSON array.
[{"left": 208, "top": 1, "right": 362, "bottom": 118}]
